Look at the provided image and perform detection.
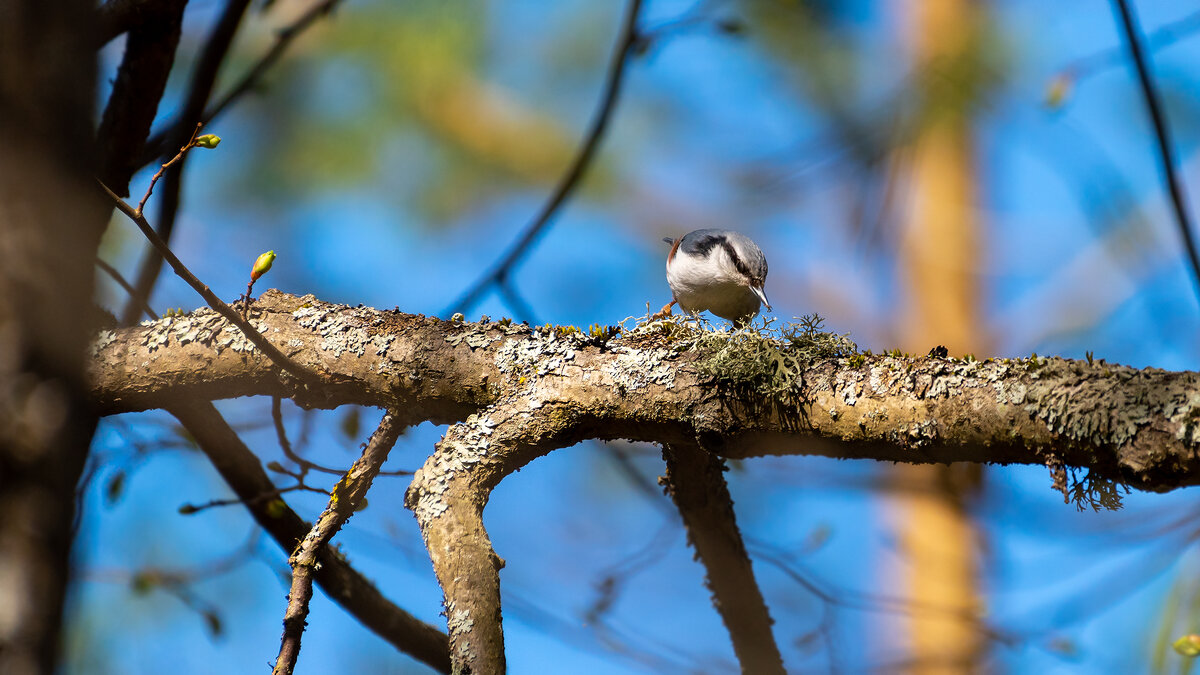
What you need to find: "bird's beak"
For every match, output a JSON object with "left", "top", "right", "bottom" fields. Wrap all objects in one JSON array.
[{"left": 752, "top": 284, "right": 771, "bottom": 311}]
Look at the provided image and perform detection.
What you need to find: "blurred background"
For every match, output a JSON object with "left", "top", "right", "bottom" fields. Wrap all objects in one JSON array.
[{"left": 82, "top": 0, "right": 1200, "bottom": 672}]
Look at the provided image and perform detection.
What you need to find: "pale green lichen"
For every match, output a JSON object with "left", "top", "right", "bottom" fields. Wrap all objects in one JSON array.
[
  {"left": 407, "top": 410, "right": 497, "bottom": 526},
  {"left": 661, "top": 313, "right": 856, "bottom": 408},
  {"left": 135, "top": 310, "right": 258, "bottom": 354}
]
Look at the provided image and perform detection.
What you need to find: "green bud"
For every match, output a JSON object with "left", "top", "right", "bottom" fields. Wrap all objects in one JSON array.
[
  {"left": 251, "top": 250, "right": 276, "bottom": 281},
  {"left": 1174, "top": 635, "right": 1200, "bottom": 657},
  {"left": 1044, "top": 73, "right": 1073, "bottom": 110},
  {"left": 194, "top": 134, "right": 222, "bottom": 149},
  {"left": 265, "top": 498, "right": 288, "bottom": 519},
  {"left": 130, "top": 571, "right": 157, "bottom": 595},
  {"left": 265, "top": 460, "right": 286, "bottom": 473}
]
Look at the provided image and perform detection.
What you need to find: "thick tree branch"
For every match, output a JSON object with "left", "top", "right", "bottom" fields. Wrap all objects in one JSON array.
[
  {"left": 661, "top": 440, "right": 785, "bottom": 674},
  {"left": 91, "top": 291, "right": 1200, "bottom": 492},
  {"left": 169, "top": 401, "right": 451, "bottom": 673},
  {"left": 404, "top": 398, "right": 605, "bottom": 673},
  {"left": 94, "top": 0, "right": 170, "bottom": 46},
  {"left": 272, "top": 410, "right": 404, "bottom": 675},
  {"left": 89, "top": 291, "right": 1200, "bottom": 671}
]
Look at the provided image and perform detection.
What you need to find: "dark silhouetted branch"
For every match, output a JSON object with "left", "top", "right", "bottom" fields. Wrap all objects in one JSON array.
[
  {"left": 1112, "top": 0, "right": 1200, "bottom": 306},
  {"left": 94, "top": 0, "right": 171, "bottom": 46},
  {"left": 96, "top": 0, "right": 186, "bottom": 197},
  {"left": 140, "top": 0, "right": 345, "bottom": 166},
  {"left": 661, "top": 440, "right": 786, "bottom": 674},
  {"left": 446, "top": 0, "right": 644, "bottom": 316}
]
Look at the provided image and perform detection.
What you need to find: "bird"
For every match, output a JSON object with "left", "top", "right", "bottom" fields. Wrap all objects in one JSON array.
[{"left": 658, "top": 229, "right": 771, "bottom": 324}]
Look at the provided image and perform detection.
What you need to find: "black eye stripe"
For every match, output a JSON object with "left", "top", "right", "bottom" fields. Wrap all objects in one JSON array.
[{"left": 720, "top": 239, "right": 752, "bottom": 279}]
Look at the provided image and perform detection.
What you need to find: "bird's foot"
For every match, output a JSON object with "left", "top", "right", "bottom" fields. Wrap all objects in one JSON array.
[{"left": 650, "top": 301, "right": 676, "bottom": 321}]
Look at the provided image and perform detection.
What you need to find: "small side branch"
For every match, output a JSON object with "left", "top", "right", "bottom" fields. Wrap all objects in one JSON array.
[
  {"left": 662, "top": 440, "right": 786, "bottom": 675},
  {"left": 122, "top": 0, "right": 253, "bottom": 324},
  {"left": 95, "top": 258, "right": 157, "bottom": 321},
  {"left": 99, "top": 181, "right": 318, "bottom": 384},
  {"left": 272, "top": 410, "right": 405, "bottom": 674},
  {"left": 168, "top": 401, "right": 449, "bottom": 672}
]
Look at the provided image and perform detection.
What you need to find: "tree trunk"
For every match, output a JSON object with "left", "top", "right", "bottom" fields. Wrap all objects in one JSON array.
[{"left": 0, "top": 2, "right": 103, "bottom": 673}]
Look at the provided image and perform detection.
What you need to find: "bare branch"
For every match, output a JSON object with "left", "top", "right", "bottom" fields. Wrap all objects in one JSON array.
[
  {"left": 96, "top": 258, "right": 157, "bottom": 321},
  {"left": 91, "top": 293, "right": 1200, "bottom": 671},
  {"left": 122, "top": 0, "right": 253, "bottom": 324},
  {"left": 272, "top": 410, "right": 405, "bottom": 675},
  {"left": 661, "top": 440, "right": 786, "bottom": 674},
  {"left": 135, "top": 122, "right": 202, "bottom": 216},
  {"left": 272, "top": 396, "right": 345, "bottom": 475},
  {"left": 169, "top": 401, "right": 451, "bottom": 672},
  {"left": 99, "top": 183, "right": 320, "bottom": 384},
  {"left": 94, "top": 0, "right": 173, "bottom": 47},
  {"left": 1112, "top": 0, "right": 1200, "bottom": 305},
  {"left": 446, "top": 0, "right": 644, "bottom": 315}
]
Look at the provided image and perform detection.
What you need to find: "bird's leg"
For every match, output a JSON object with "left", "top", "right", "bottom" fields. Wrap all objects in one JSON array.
[{"left": 651, "top": 299, "right": 676, "bottom": 320}]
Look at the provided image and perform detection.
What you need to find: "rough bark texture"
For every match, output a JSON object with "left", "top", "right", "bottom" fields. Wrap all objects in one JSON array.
[
  {"left": 273, "top": 410, "right": 404, "bottom": 675},
  {"left": 92, "top": 290, "right": 1200, "bottom": 492},
  {"left": 87, "top": 289, "right": 1200, "bottom": 672}
]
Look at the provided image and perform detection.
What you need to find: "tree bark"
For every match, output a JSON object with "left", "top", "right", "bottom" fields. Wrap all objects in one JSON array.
[
  {"left": 0, "top": 2, "right": 102, "bottom": 672},
  {"left": 91, "top": 290, "right": 1200, "bottom": 492},
  {"left": 87, "top": 290, "right": 1200, "bottom": 671}
]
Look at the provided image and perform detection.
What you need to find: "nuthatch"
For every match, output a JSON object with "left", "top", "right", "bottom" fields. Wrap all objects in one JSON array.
[{"left": 658, "top": 229, "right": 771, "bottom": 324}]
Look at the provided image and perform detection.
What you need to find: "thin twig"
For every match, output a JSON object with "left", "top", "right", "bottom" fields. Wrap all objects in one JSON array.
[
  {"left": 495, "top": 279, "right": 542, "bottom": 325},
  {"left": 96, "top": 258, "right": 158, "bottom": 320},
  {"left": 124, "top": 0, "right": 253, "bottom": 324},
  {"left": 446, "top": 0, "right": 644, "bottom": 316},
  {"left": 179, "top": 483, "right": 328, "bottom": 515},
  {"left": 168, "top": 401, "right": 450, "bottom": 672},
  {"left": 140, "top": 0, "right": 344, "bottom": 166},
  {"left": 273, "top": 396, "right": 346, "bottom": 476},
  {"left": 99, "top": 180, "right": 320, "bottom": 384},
  {"left": 1112, "top": 0, "right": 1200, "bottom": 306},
  {"left": 272, "top": 410, "right": 404, "bottom": 675},
  {"left": 136, "top": 123, "right": 202, "bottom": 215}
]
